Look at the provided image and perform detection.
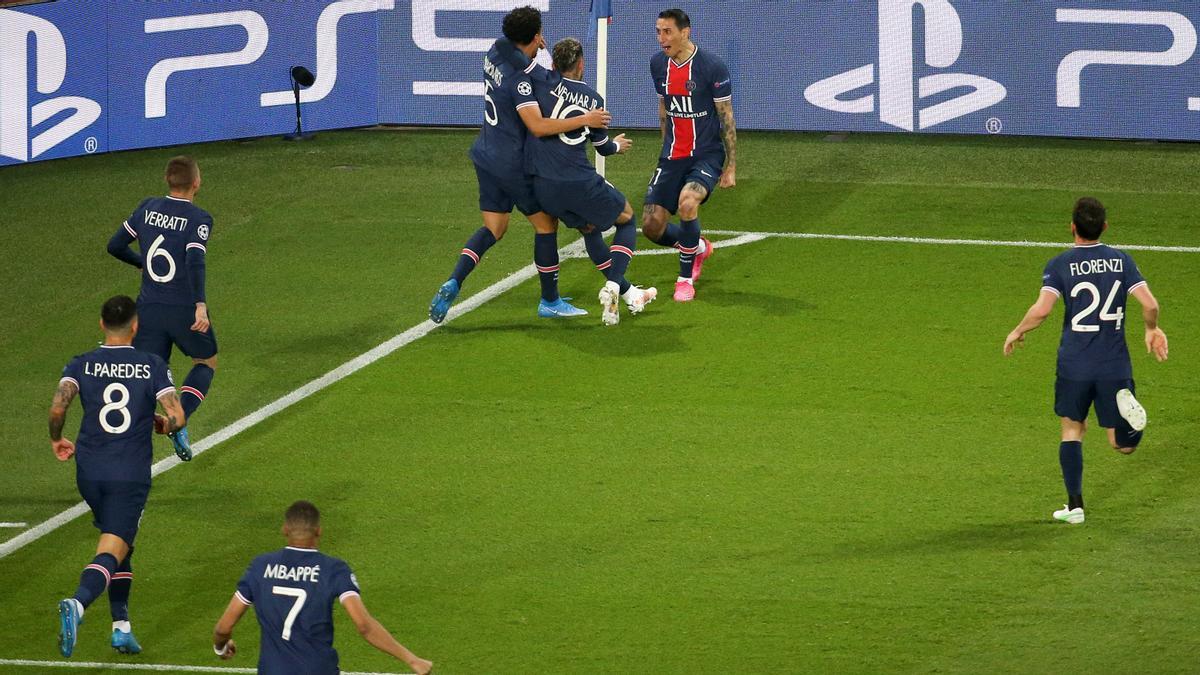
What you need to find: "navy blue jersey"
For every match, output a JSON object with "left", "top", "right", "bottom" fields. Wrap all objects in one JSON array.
[
  {"left": 60, "top": 345, "right": 174, "bottom": 483},
  {"left": 525, "top": 72, "right": 615, "bottom": 182},
  {"left": 235, "top": 547, "right": 361, "bottom": 675},
  {"left": 651, "top": 47, "right": 731, "bottom": 161},
  {"left": 122, "top": 196, "right": 212, "bottom": 306},
  {"left": 1041, "top": 243, "right": 1147, "bottom": 380},
  {"left": 468, "top": 38, "right": 544, "bottom": 179}
]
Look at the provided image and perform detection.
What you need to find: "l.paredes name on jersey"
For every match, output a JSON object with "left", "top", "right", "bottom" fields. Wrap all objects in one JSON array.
[
  {"left": 83, "top": 362, "right": 151, "bottom": 379},
  {"left": 263, "top": 563, "right": 321, "bottom": 583}
]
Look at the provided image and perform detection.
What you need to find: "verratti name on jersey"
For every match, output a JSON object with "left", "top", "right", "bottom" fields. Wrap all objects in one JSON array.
[
  {"left": 1068, "top": 258, "right": 1123, "bottom": 276},
  {"left": 83, "top": 362, "right": 151, "bottom": 379},
  {"left": 144, "top": 210, "right": 190, "bottom": 232},
  {"left": 263, "top": 563, "right": 321, "bottom": 583}
]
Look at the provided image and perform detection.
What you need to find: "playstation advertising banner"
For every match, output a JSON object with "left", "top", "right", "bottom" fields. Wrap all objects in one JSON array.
[{"left": 5, "top": 0, "right": 1200, "bottom": 167}]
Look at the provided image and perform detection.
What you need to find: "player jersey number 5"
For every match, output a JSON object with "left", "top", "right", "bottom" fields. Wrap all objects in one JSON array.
[{"left": 1069, "top": 280, "right": 1124, "bottom": 332}]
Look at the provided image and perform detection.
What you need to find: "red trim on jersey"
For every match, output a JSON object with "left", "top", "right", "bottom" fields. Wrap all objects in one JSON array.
[{"left": 666, "top": 59, "right": 695, "bottom": 159}]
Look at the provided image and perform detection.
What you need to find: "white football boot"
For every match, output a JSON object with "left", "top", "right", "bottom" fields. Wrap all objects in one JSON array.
[
  {"left": 1052, "top": 505, "right": 1085, "bottom": 524},
  {"left": 599, "top": 281, "right": 621, "bottom": 326},
  {"left": 623, "top": 285, "right": 658, "bottom": 314},
  {"left": 1116, "top": 388, "right": 1147, "bottom": 431}
]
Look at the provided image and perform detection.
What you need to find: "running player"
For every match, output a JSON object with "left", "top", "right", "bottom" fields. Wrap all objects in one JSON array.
[
  {"left": 1003, "top": 198, "right": 1169, "bottom": 524},
  {"left": 212, "top": 500, "right": 433, "bottom": 675},
  {"left": 52, "top": 295, "right": 187, "bottom": 657},
  {"left": 641, "top": 8, "right": 737, "bottom": 302},
  {"left": 526, "top": 37, "right": 657, "bottom": 325},
  {"left": 428, "top": 6, "right": 611, "bottom": 323},
  {"left": 107, "top": 156, "right": 216, "bottom": 460}
]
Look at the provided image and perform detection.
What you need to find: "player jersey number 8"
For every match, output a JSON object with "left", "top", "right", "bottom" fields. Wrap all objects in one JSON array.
[{"left": 99, "top": 382, "right": 132, "bottom": 434}]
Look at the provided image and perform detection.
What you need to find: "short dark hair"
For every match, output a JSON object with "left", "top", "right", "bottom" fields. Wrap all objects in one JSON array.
[
  {"left": 658, "top": 8, "right": 690, "bottom": 29},
  {"left": 1072, "top": 197, "right": 1106, "bottom": 240},
  {"left": 165, "top": 155, "right": 198, "bottom": 190},
  {"left": 502, "top": 6, "right": 542, "bottom": 45},
  {"left": 284, "top": 500, "right": 320, "bottom": 533},
  {"left": 100, "top": 295, "right": 137, "bottom": 331},
  {"left": 552, "top": 38, "right": 583, "bottom": 73}
]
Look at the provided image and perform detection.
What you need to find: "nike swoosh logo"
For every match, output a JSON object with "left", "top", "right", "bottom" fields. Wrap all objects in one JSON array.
[{"left": 699, "top": 170, "right": 713, "bottom": 177}]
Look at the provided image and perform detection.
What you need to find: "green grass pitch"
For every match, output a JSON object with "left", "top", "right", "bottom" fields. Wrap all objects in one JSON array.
[{"left": 0, "top": 128, "right": 1198, "bottom": 673}]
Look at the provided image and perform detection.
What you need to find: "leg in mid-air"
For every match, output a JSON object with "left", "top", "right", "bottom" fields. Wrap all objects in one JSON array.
[
  {"left": 430, "top": 210, "right": 510, "bottom": 324},
  {"left": 586, "top": 202, "right": 657, "bottom": 325},
  {"left": 167, "top": 308, "right": 219, "bottom": 461},
  {"left": 527, "top": 211, "right": 586, "bottom": 319}
]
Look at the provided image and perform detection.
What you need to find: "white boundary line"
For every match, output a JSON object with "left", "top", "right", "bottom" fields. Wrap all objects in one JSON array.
[
  {"left": 3, "top": 228, "right": 1193, "bottom": 560},
  {"left": 705, "top": 229, "right": 1200, "bottom": 253},
  {"left": 0, "top": 522, "right": 27, "bottom": 528},
  {"left": 0, "top": 658, "right": 401, "bottom": 674}
]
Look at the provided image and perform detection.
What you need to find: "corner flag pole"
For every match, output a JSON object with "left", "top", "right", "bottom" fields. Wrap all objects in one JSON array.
[{"left": 591, "top": 0, "right": 611, "bottom": 177}]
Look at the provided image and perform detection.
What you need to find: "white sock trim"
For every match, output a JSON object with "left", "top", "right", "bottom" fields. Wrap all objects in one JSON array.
[
  {"left": 676, "top": 276, "right": 693, "bottom": 284},
  {"left": 113, "top": 620, "right": 131, "bottom": 633}
]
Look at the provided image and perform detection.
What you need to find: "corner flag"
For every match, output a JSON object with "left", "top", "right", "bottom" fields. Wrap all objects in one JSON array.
[{"left": 589, "top": 0, "right": 612, "bottom": 37}]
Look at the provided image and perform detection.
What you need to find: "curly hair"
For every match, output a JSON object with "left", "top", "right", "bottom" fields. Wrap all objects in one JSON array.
[{"left": 502, "top": 6, "right": 542, "bottom": 45}]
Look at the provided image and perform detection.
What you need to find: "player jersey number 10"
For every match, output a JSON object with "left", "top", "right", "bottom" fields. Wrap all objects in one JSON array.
[{"left": 549, "top": 97, "right": 590, "bottom": 146}]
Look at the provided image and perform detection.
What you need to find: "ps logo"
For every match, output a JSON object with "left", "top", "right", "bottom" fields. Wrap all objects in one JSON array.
[
  {"left": 804, "top": 0, "right": 1006, "bottom": 131},
  {"left": 0, "top": 9, "right": 102, "bottom": 162}
]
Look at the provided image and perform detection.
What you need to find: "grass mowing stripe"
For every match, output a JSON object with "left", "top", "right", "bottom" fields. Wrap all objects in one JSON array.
[
  {"left": 0, "top": 659, "right": 403, "bottom": 674},
  {"left": 0, "top": 231, "right": 773, "bottom": 561}
]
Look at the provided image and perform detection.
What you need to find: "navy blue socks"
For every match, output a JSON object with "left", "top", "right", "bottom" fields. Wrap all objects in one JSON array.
[
  {"left": 109, "top": 548, "right": 133, "bottom": 621},
  {"left": 1059, "top": 440, "right": 1084, "bottom": 509},
  {"left": 181, "top": 364, "right": 213, "bottom": 420},
  {"left": 677, "top": 218, "right": 701, "bottom": 278},
  {"left": 534, "top": 232, "right": 560, "bottom": 302},
  {"left": 451, "top": 227, "right": 497, "bottom": 285},
  {"left": 74, "top": 552, "right": 118, "bottom": 610}
]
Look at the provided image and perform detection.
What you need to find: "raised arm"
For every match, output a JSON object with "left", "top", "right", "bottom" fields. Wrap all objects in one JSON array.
[
  {"left": 1004, "top": 289, "right": 1059, "bottom": 355},
  {"left": 340, "top": 594, "right": 432, "bottom": 675},
  {"left": 518, "top": 104, "right": 610, "bottom": 138},
  {"left": 1130, "top": 283, "right": 1168, "bottom": 361},
  {"left": 49, "top": 379, "right": 79, "bottom": 460},
  {"left": 212, "top": 595, "right": 249, "bottom": 660},
  {"left": 715, "top": 98, "right": 737, "bottom": 188}
]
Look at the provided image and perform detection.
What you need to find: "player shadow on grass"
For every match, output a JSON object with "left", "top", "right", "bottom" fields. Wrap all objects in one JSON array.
[
  {"left": 836, "top": 520, "right": 1064, "bottom": 560},
  {"left": 440, "top": 320, "right": 690, "bottom": 357},
  {"left": 694, "top": 278, "right": 816, "bottom": 316}
]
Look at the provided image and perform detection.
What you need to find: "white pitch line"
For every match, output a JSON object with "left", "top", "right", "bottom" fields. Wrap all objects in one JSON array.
[
  {"left": 0, "top": 234, "right": 775, "bottom": 560},
  {"left": 0, "top": 658, "right": 402, "bottom": 674},
  {"left": 0, "top": 522, "right": 27, "bottom": 528},
  {"left": 705, "top": 229, "right": 1200, "bottom": 253}
]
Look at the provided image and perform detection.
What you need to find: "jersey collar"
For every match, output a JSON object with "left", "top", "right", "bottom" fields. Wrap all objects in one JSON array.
[
  {"left": 1074, "top": 242, "right": 1103, "bottom": 248},
  {"left": 671, "top": 45, "right": 698, "bottom": 68},
  {"left": 165, "top": 195, "right": 191, "bottom": 203},
  {"left": 99, "top": 345, "right": 134, "bottom": 349},
  {"left": 285, "top": 546, "right": 318, "bottom": 552}
]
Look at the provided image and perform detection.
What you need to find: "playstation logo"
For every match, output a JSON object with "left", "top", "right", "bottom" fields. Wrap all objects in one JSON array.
[
  {"left": 0, "top": 8, "right": 101, "bottom": 162},
  {"left": 804, "top": 0, "right": 1006, "bottom": 131}
]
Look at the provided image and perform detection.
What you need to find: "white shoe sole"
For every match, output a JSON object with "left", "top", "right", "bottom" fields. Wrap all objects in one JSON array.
[
  {"left": 1052, "top": 507, "right": 1085, "bottom": 524},
  {"left": 1116, "top": 388, "right": 1147, "bottom": 431},
  {"left": 599, "top": 285, "right": 619, "bottom": 326}
]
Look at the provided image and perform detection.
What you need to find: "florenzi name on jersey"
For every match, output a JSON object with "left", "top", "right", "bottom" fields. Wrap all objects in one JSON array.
[
  {"left": 550, "top": 80, "right": 595, "bottom": 109},
  {"left": 1069, "top": 258, "right": 1123, "bottom": 276},
  {"left": 263, "top": 563, "right": 321, "bottom": 583},
  {"left": 83, "top": 362, "right": 151, "bottom": 379},
  {"left": 144, "top": 210, "right": 190, "bottom": 232}
]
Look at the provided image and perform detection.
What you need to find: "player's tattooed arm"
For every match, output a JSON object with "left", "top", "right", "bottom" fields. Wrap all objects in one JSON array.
[
  {"left": 716, "top": 99, "right": 737, "bottom": 188},
  {"left": 157, "top": 391, "right": 186, "bottom": 434},
  {"left": 658, "top": 96, "right": 668, "bottom": 139},
  {"left": 48, "top": 380, "right": 78, "bottom": 441}
]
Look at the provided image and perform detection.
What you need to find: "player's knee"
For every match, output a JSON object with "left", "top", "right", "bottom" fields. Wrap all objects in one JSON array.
[
  {"left": 618, "top": 201, "right": 634, "bottom": 224},
  {"left": 642, "top": 217, "right": 665, "bottom": 241},
  {"left": 485, "top": 221, "right": 509, "bottom": 240},
  {"left": 678, "top": 200, "right": 700, "bottom": 221},
  {"left": 195, "top": 355, "right": 217, "bottom": 370}
]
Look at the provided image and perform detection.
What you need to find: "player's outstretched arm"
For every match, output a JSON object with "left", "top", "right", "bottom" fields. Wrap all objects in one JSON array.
[
  {"left": 48, "top": 379, "right": 78, "bottom": 460},
  {"left": 1131, "top": 283, "right": 1169, "bottom": 361},
  {"left": 341, "top": 594, "right": 433, "bottom": 674},
  {"left": 155, "top": 390, "right": 186, "bottom": 434},
  {"left": 715, "top": 99, "right": 737, "bottom": 188},
  {"left": 1004, "top": 289, "right": 1059, "bottom": 356},
  {"left": 518, "top": 105, "right": 610, "bottom": 137},
  {"left": 212, "top": 595, "right": 248, "bottom": 660}
]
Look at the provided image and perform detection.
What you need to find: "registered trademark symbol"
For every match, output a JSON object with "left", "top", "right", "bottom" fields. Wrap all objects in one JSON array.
[
  {"left": 985, "top": 118, "right": 1003, "bottom": 134},
  {"left": 84, "top": 137, "right": 98, "bottom": 153}
]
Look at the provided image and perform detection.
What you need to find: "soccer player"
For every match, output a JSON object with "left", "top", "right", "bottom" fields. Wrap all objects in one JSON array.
[
  {"left": 1003, "top": 198, "right": 1169, "bottom": 524},
  {"left": 428, "top": 6, "right": 611, "bottom": 323},
  {"left": 107, "top": 155, "right": 216, "bottom": 460},
  {"left": 52, "top": 295, "right": 187, "bottom": 657},
  {"left": 212, "top": 500, "right": 433, "bottom": 675},
  {"left": 641, "top": 8, "right": 737, "bottom": 302},
  {"left": 526, "top": 37, "right": 657, "bottom": 325}
]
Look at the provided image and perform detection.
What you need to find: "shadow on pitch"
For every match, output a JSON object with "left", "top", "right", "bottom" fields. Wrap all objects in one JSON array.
[
  {"left": 440, "top": 319, "right": 691, "bottom": 357},
  {"left": 697, "top": 278, "right": 816, "bottom": 316},
  {"left": 835, "top": 520, "right": 1064, "bottom": 559}
]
